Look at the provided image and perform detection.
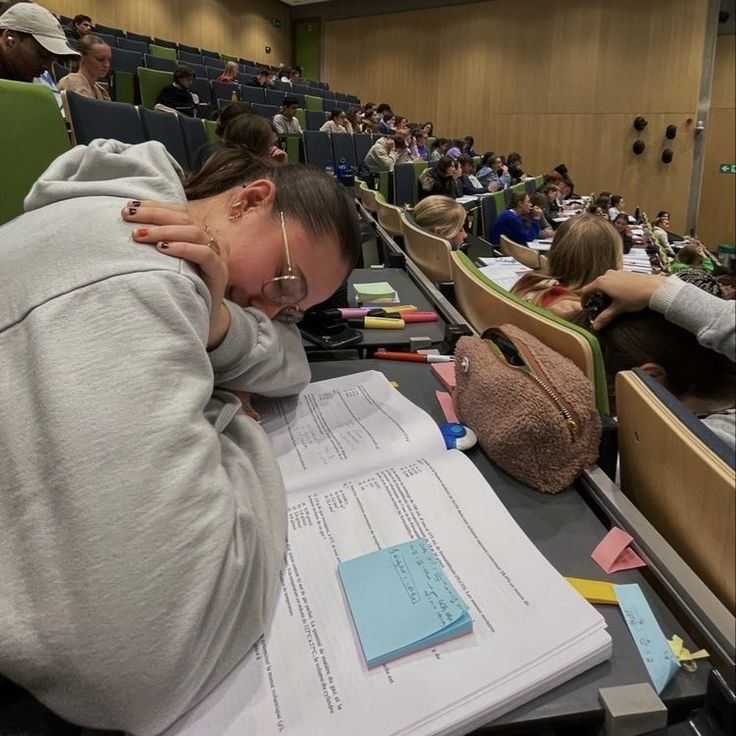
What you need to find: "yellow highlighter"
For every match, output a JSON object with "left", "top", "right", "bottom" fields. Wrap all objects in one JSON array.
[{"left": 348, "top": 317, "right": 406, "bottom": 330}]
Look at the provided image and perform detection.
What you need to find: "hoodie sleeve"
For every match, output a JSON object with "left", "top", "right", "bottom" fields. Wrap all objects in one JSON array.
[
  {"left": 1, "top": 268, "right": 287, "bottom": 736},
  {"left": 208, "top": 301, "right": 310, "bottom": 396},
  {"left": 650, "top": 275, "right": 736, "bottom": 361}
]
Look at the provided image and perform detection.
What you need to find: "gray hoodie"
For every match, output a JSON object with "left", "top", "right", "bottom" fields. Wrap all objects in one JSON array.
[{"left": 0, "top": 140, "right": 309, "bottom": 734}]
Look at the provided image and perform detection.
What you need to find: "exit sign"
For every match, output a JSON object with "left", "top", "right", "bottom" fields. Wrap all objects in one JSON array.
[{"left": 719, "top": 163, "right": 736, "bottom": 174}]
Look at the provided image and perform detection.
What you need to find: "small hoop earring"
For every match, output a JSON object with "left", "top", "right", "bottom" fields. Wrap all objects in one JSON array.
[{"left": 228, "top": 201, "right": 243, "bottom": 221}]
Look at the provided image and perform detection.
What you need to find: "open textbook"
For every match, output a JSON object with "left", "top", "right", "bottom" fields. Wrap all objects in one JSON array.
[{"left": 167, "top": 371, "right": 611, "bottom": 736}]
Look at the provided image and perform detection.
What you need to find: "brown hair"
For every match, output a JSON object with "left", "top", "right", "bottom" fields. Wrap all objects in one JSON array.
[
  {"left": 547, "top": 214, "right": 622, "bottom": 291},
  {"left": 221, "top": 112, "right": 276, "bottom": 154},
  {"left": 508, "top": 191, "right": 529, "bottom": 209},
  {"left": 172, "top": 64, "right": 194, "bottom": 84},
  {"left": 675, "top": 244, "right": 704, "bottom": 268},
  {"left": 185, "top": 148, "right": 360, "bottom": 266},
  {"left": 573, "top": 310, "right": 735, "bottom": 404}
]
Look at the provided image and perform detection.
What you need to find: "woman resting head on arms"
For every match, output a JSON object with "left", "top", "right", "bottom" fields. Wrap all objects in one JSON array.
[
  {"left": 57, "top": 32, "right": 111, "bottom": 100},
  {"left": 511, "top": 214, "right": 622, "bottom": 318},
  {"left": 411, "top": 194, "right": 467, "bottom": 249},
  {"left": 0, "top": 139, "right": 360, "bottom": 734},
  {"left": 572, "top": 307, "right": 735, "bottom": 447}
]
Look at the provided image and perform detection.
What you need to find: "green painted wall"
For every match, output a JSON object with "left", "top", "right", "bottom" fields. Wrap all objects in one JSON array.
[{"left": 294, "top": 19, "right": 321, "bottom": 81}]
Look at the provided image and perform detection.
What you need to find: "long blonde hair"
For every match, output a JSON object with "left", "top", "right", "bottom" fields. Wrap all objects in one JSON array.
[
  {"left": 411, "top": 195, "right": 466, "bottom": 240},
  {"left": 222, "top": 61, "right": 239, "bottom": 80},
  {"left": 547, "top": 214, "right": 623, "bottom": 291}
]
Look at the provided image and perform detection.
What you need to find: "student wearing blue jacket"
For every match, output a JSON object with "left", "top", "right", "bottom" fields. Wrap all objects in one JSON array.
[{"left": 488, "top": 190, "right": 544, "bottom": 245}]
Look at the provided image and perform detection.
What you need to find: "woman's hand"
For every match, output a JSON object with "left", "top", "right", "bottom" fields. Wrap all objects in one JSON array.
[
  {"left": 580, "top": 270, "right": 668, "bottom": 330},
  {"left": 268, "top": 146, "right": 288, "bottom": 165},
  {"left": 122, "top": 200, "right": 231, "bottom": 350}
]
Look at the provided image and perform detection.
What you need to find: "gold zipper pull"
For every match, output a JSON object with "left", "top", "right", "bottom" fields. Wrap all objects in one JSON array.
[{"left": 566, "top": 419, "right": 578, "bottom": 439}]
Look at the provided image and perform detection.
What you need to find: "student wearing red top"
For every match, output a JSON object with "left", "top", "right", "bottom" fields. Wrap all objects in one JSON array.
[{"left": 511, "top": 214, "right": 622, "bottom": 319}]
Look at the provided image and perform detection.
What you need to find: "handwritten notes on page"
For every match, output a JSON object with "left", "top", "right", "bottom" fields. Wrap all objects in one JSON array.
[
  {"left": 591, "top": 527, "right": 646, "bottom": 574},
  {"left": 614, "top": 584, "right": 680, "bottom": 694},
  {"left": 338, "top": 539, "right": 472, "bottom": 668}
]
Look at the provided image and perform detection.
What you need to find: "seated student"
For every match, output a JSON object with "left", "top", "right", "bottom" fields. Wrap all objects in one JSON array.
[
  {"left": 462, "top": 136, "right": 477, "bottom": 157},
  {"left": 364, "top": 134, "right": 404, "bottom": 173},
  {"left": 446, "top": 139, "right": 463, "bottom": 159},
  {"left": 523, "top": 192, "right": 555, "bottom": 238},
  {"left": 193, "top": 105, "right": 287, "bottom": 170},
  {"left": 612, "top": 212, "right": 635, "bottom": 254},
  {"left": 428, "top": 137, "right": 449, "bottom": 163},
  {"left": 155, "top": 64, "right": 197, "bottom": 116},
  {"left": 486, "top": 154, "right": 511, "bottom": 191},
  {"left": 422, "top": 121, "right": 434, "bottom": 136},
  {"left": 476, "top": 152, "right": 495, "bottom": 188},
  {"left": 378, "top": 110, "right": 395, "bottom": 134},
  {"left": 458, "top": 154, "right": 489, "bottom": 195},
  {"left": 507, "top": 152, "right": 527, "bottom": 184},
  {"left": 344, "top": 107, "right": 362, "bottom": 134},
  {"left": 0, "top": 139, "right": 360, "bottom": 734},
  {"left": 67, "top": 12, "right": 92, "bottom": 42},
  {"left": 418, "top": 156, "right": 463, "bottom": 200},
  {"left": 540, "top": 182, "right": 561, "bottom": 216},
  {"left": 411, "top": 194, "right": 468, "bottom": 249},
  {"left": 281, "top": 65, "right": 302, "bottom": 84},
  {"left": 488, "top": 190, "right": 543, "bottom": 246},
  {"left": 511, "top": 214, "right": 622, "bottom": 318},
  {"left": 608, "top": 194, "right": 625, "bottom": 221},
  {"left": 652, "top": 210, "right": 675, "bottom": 249},
  {"left": 558, "top": 178, "right": 575, "bottom": 200},
  {"left": 57, "top": 33, "right": 110, "bottom": 101},
  {"left": 671, "top": 242, "right": 716, "bottom": 273},
  {"left": 575, "top": 302, "right": 735, "bottom": 448},
  {"left": 272, "top": 96, "right": 303, "bottom": 135},
  {"left": 0, "top": 2, "right": 79, "bottom": 82},
  {"left": 320, "top": 109, "right": 349, "bottom": 134},
  {"left": 409, "top": 128, "right": 429, "bottom": 160},
  {"left": 216, "top": 60, "right": 239, "bottom": 84},
  {"left": 394, "top": 115, "right": 410, "bottom": 135},
  {"left": 248, "top": 68, "right": 273, "bottom": 88}
]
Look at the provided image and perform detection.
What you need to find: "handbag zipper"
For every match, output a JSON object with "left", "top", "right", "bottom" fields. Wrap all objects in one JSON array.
[{"left": 484, "top": 336, "right": 579, "bottom": 440}]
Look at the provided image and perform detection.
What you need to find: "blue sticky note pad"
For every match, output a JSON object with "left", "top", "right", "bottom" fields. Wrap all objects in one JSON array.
[
  {"left": 615, "top": 583, "right": 680, "bottom": 693},
  {"left": 338, "top": 539, "right": 472, "bottom": 668}
]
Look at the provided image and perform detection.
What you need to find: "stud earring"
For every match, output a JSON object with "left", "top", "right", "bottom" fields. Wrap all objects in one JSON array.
[{"left": 228, "top": 201, "right": 243, "bottom": 221}]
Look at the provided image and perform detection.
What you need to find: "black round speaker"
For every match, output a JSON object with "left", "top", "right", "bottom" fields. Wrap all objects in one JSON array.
[
  {"left": 665, "top": 124, "right": 677, "bottom": 140},
  {"left": 633, "top": 116, "right": 648, "bottom": 131},
  {"left": 633, "top": 140, "right": 646, "bottom": 155},
  {"left": 661, "top": 149, "right": 674, "bottom": 164}
]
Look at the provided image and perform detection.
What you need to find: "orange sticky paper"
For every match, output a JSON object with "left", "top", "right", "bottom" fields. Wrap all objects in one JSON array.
[
  {"left": 435, "top": 390, "right": 459, "bottom": 423},
  {"left": 431, "top": 362, "right": 456, "bottom": 392},
  {"left": 591, "top": 527, "right": 646, "bottom": 574}
]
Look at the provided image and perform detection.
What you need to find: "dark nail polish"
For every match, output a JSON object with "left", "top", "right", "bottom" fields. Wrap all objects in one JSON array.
[
  {"left": 128, "top": 206, "right": 137, "bottom": 215},
  {"left": 157, "top": 241, "right": 170, "bottom": 250},
  {"left": 131, "top": 200, "right": 142, "bottom": 207}
]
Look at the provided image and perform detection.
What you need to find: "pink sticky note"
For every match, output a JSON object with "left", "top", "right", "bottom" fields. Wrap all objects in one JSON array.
[
  {"left": 431, "top": 362, "right": 456, "bottom": 392},
  {"left": 435, "top": 390, "right": 459, "bottom": 423},
  {"left": 591, "top": 527, "right": 646, "bottom": 574}
]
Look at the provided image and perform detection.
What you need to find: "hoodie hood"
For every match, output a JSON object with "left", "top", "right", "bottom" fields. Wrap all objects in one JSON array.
[{"left": 25, "top": 139, "right": 186, "bottom": 212}]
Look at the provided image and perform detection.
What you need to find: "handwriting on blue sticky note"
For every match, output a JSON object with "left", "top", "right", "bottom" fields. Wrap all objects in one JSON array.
[
  {"left": 614, "top": 583, "right": 680, "bottom": 693},
  {"left": 338, "top": 539, "right": 472, "bottom": 668}
]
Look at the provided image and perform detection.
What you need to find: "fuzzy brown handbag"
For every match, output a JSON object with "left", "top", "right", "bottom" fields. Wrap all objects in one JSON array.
[{"left": 454, "top": 325, "right": 601, "bottom": 493}]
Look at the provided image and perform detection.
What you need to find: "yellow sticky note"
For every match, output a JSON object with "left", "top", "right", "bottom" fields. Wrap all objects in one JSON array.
[
  {"left": 668, "top": 635, "right": 709, "bottom": 663},
  {"left": 565, "top": 577, "right": 618, "bottom": 604},
  {"left": 390, "top": 381, "right": 400, "bottom": 389}
]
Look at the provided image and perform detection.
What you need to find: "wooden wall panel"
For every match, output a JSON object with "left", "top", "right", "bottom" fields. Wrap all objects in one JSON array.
[
  {"left": 44, "top": 0, "right": 292, "bottom": 66},
  {"left": 323, "top": 0, "right": 710, "bottom": 235},
  {"left": 697, "top": 34, "right": 736, "bottom": 249}
]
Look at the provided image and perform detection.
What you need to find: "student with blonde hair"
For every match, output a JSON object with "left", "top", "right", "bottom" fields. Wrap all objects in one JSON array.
[
  {"left": 511, "top": 214, "right": 623, "bottom": 318},
  {"left": 57, "top": 33, "right": 110, "bottom": 100},
  {"left": 411, "top": 195, "right": 467, "bottom": 249},
  {"left": 216, "top": 60, "right": 239, "bottom": 83}
]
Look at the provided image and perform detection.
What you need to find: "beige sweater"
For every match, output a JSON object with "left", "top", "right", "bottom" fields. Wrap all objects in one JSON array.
[{"left": 58, "top": 72, "right": 110, "bottom": 101}]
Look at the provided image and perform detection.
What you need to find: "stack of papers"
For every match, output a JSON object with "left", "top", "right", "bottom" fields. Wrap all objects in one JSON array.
[
  {"left": 338, "top": 539, "right": 473, "bottom": 669},
  {"left": 169, "top": 371, "right": 611, "bottom": 736},
  {"left": 528, "top": 239, "right": 553, "bottom": 251},
  {"left": 477, "top": 256, "right": 531, "bottom": 291},
  {"left": 623, "top": 248, "right": 654, "bottom": 274}
]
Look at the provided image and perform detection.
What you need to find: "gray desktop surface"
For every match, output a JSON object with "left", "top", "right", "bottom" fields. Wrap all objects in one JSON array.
[
  {"left": 346, "top": 267, "right": 446, "bottom": 347},
  {"left": 308, "top": 360, "right": 709, "bottom": 732}
]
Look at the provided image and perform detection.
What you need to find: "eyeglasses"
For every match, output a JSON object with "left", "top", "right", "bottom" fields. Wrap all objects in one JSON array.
[{"left": 261, "top": 211, "right": 308, "bottom": 323}]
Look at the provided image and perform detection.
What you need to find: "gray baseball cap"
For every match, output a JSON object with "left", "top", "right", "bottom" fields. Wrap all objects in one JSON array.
[{"left": 0, "top": 3, "right": 80, "bottom": 57}]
